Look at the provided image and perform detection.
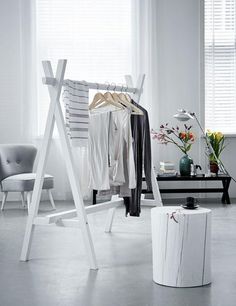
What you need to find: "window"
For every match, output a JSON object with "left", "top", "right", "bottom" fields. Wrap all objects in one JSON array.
[
  {"left": 205, "top": 0, "right": 236, "bottom": 134},
  {"left": 36, "top": 0, "right": 132, "bottom": 135}
]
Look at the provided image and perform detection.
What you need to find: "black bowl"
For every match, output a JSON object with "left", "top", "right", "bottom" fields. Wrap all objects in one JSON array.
[{"left": 181, "top": 204, "right": 199, "bottom": 210}]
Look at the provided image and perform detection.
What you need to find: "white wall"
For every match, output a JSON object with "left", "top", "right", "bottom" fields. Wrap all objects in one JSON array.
[
  {"left": 154, "top": 0, "right": 201, "bottom": 163},
  {"left": 0, "top": 0, "right": 23, "bottom": 143},
  {"left": 150, "top": 0, "right": 202, "bottom": 198},
  {"left": 0, "top": 0, "right": 235, "bottom": 201},
  {"left": 153, "top": 0, "right": 236, "bottom": 199}
]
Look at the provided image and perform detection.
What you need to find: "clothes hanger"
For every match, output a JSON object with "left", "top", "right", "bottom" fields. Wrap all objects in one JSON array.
[
  {"left": 95, "top": 83, "right": 124, "bottom": 110},
  {"left": 89, "top": 83, "right": 106, "bottom": 110},
  {"left": 111, "top": 84, "right": 130, "bottom": 108},
  {"left": 118, "top": 84, "right": 143, "bottom": 115},
  {"left": 90, "top": 83, "right": 142, "bottom": 114},
  {"left": 105, "top": 83, "right": 136, "bottom": 111},
  {"left": 110, "top": 84, "right": 123, "bottom": 104}
]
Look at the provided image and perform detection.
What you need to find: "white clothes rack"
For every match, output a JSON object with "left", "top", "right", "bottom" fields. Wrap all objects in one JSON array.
[
  {"left": 44, "top": 77, "right": 137, "bottom": 93},
  {"left": 20, "top": 59, "right": 162, "bottom": 270}
]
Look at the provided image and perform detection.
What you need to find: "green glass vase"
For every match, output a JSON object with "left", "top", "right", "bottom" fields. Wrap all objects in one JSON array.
[{"left": 179, "top": 155, "right": 193, "bottom": 176}]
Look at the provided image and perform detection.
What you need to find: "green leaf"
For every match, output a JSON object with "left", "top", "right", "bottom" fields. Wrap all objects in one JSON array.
[{"left": 185, "top": 144, "right": 191, "bottom": 152}]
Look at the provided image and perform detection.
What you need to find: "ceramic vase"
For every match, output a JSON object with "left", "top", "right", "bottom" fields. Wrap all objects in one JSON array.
[
  {"left": 179, "top": 155, "right": 193, "bottom": 176},
  {"left": 210, "top": 162, "right": 219, "bottom": 174}
]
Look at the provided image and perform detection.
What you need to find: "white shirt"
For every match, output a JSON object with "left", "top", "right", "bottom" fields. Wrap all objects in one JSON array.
[{"left": 88, "top": 106, "right": 136, "bottom": 190}]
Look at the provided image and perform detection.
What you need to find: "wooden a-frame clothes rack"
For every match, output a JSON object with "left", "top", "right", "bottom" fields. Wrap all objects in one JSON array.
[{"left": 20, "top": 59, "right": 163, "bottom": 270}]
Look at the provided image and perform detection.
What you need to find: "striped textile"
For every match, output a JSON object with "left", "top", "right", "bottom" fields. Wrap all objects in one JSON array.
[{"left": 63, "top": 80, "right": 89, "bottom": 147}]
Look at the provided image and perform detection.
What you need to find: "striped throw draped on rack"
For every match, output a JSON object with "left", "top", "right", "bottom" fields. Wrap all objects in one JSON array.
[{"left": 62, "top": 80, "right": 89, "bottom": 147}]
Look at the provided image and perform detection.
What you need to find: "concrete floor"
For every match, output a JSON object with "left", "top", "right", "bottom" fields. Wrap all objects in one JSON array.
[{"left": 0, "top": 199, "right": 236, "bottom": 306}]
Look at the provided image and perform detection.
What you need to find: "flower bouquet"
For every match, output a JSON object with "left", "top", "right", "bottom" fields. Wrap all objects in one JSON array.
[
  {"left": 152, "top": 123, "right": 195, "bottom": 176},
  {"left": 206, "top": 130, "right": 226, "bottom": 173}
]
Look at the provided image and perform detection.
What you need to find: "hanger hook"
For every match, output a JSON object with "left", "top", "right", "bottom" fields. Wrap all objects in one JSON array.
[
  {"left": 105, "top": 82, "right": 110, "bottom": 91},
  {"left": 110, "top": 82, "right": 116, "bottom": 92}
]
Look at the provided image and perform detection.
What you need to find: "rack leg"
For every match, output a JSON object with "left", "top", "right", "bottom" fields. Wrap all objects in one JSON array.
[
  {"left": 48, "top": 190, "right": 56, "bottom": 210},
  {"left": 26, "top": 192, "right": 31, "bottom": 212},
  {"left": 55, "top": 98, "right": 98, "bottom": 270},
  {"left": 105, "top": 207, "right": 117, "bottom": 233},
  {"left": 20, "top": 115, "right": 55, "bottom": 261},
  {"left": 20, "top": 60, "right": 66, "bottom": 261},
  {"left": 151, "top": 167, "right": 163, "bottom": 206}
]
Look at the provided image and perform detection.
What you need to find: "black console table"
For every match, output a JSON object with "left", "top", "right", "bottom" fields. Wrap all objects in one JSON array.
[
  {"left": 93, "top": 174, "right": 231, "bottom": 205},
  {"left": 156, "top": 174, "right": 231, "bottom": 204}
]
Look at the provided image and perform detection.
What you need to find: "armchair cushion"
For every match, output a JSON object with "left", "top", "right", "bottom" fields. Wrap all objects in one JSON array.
[
  {"left": 1, "top": 173, "right": 54, "bottom": 192},
  {"left": 0, "top": 145, "right": 37, "bottom": 182}
]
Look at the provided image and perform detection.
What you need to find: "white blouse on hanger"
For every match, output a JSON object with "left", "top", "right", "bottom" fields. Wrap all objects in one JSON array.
[
  {"left": 88, "top": 106, "right": 136, "bottom": 191},
  {"left": 88, "top": 110, "right": 110, "bottom": 190}
]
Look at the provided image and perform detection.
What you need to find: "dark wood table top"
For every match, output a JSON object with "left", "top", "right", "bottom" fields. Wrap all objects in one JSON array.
[{"left": 156, "top": 174, "right": 231, "bottom": 181}]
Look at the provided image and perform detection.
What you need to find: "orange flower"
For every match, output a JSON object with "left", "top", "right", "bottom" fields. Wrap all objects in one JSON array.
[
  {"left": 179, "top": 132, "right": 186, "bottom": 140},
  {"left": 189, "top": 132, "right": 194, "bottom": 140}
]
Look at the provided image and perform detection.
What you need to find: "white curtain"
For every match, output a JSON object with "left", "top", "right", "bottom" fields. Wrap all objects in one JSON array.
[
  {"left": 20, "top": 0, "right": 159, "bottom": 200},
  {"left": 20, "top": 0, "right": 38, "bottom": 141},
  {"left": 131, "top": 0, "right": 159, "bottom": 125},
  {"left": 131, "top": 0, "right": 159, "bottom": 165}
]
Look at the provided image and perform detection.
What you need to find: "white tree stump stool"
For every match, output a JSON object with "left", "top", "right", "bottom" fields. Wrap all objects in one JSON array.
[{"left": 151, "top": 206, "right": 211, "bottom": 287}]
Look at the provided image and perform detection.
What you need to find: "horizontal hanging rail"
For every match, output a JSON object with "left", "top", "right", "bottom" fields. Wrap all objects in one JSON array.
[{"left": 42, "top": 77, "right": 138, "bottom": 94}]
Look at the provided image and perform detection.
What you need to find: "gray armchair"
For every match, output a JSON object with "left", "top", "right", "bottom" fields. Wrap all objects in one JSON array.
[{"left": 0, "top": 144, "right": 55, "bottom": 211}]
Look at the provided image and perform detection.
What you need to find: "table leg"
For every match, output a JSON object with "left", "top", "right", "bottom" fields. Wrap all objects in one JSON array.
[
  {"left": 93, "top": 190, "right": 97, "bottom": 205},
  {"left": 221, "top": 178, "right": 231, "bottom": 204}
]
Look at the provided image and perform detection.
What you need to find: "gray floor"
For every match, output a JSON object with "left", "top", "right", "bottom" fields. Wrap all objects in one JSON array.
[{"left": 0, "top": 199, "right": 236, "bottom": 306}]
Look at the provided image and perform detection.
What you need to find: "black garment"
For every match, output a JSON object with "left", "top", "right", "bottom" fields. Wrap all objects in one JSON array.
[{"left": 124, "top": 101, "right": 152, "bottom": 216}]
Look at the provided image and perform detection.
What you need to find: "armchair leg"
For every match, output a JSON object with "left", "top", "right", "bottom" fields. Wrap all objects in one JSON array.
[
  {"left": 26, "top": 192, "right": 31, "bottom": 213},
  {"left": 20, "top": 192, "right": 26, "bottom": 208},
  {"left": 1, "top": 192, "right": 8, "bottom": 211},
  {"left": 48, "top": 189, "right": 56, "bottom": 210}
]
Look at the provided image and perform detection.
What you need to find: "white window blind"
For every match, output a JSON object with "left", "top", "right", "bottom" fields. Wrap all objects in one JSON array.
[
  {"left": 205, "top": 0, "right": 236, "bottom": 134},
  {"left": 36, "top": 0, "right": 132, "bottom": 135}
]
